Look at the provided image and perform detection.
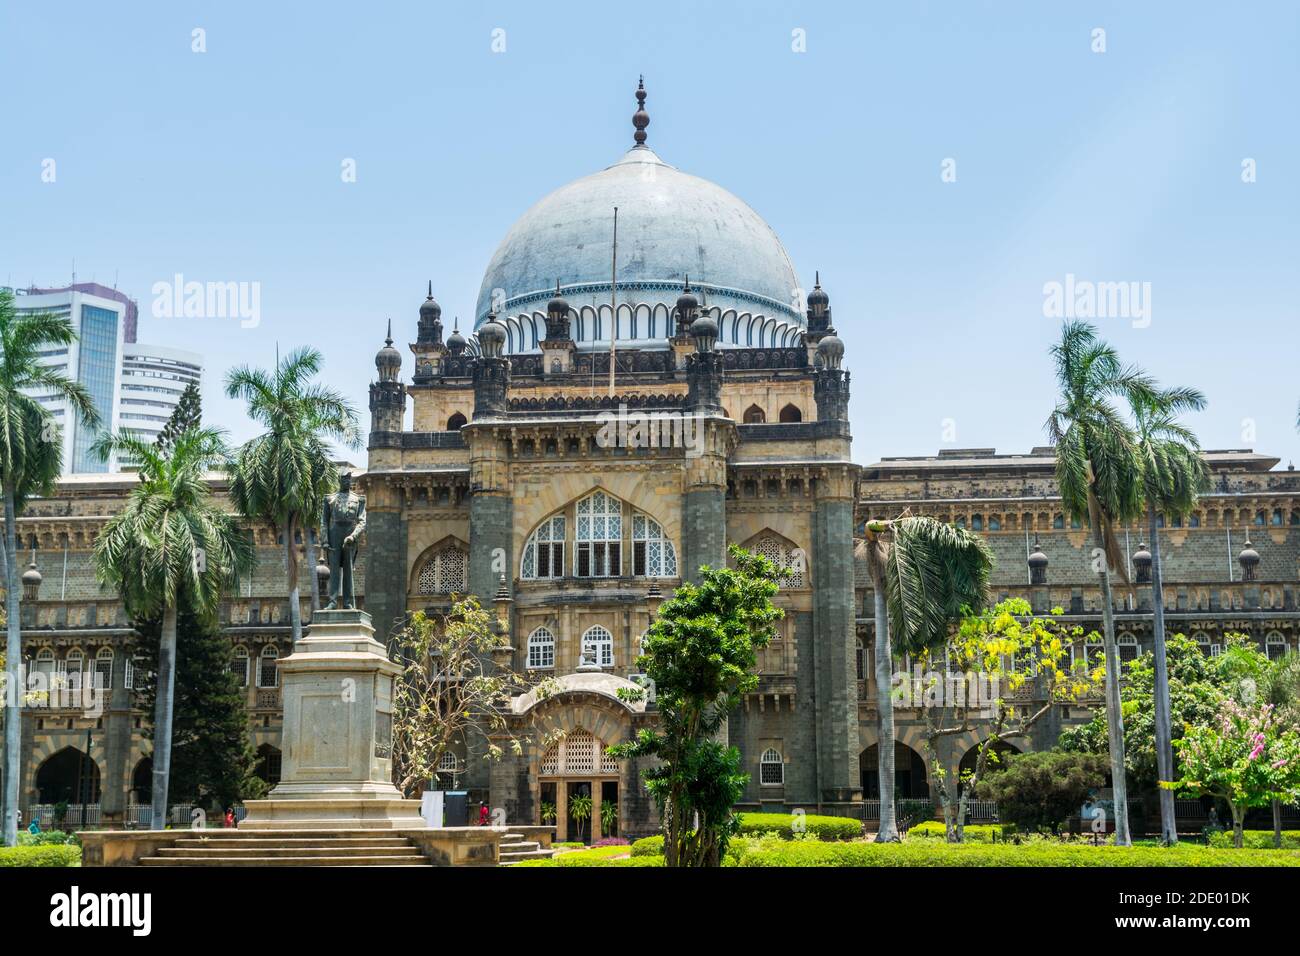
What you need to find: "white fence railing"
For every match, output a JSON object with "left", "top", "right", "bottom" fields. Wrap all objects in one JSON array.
[{"left": 28, "top": 803, "right": 101, "bottom": 829}]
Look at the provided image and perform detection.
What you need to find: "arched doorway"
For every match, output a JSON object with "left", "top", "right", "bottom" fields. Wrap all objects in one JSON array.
[
  {"left": 539, "top": 729, "right": 621, "bottom": 844},
  {"left": 36, "top": 747, "right": 101, "bottom": 805},
  {"left": 860, "top": 742, "right": 929, "bottom": 800},
  {"left": 131, "top": 757, "right": 153, "bottom": 804}
]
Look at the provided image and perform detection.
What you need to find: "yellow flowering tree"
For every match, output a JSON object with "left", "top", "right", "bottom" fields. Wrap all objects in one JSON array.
[{"left": 912, "top": 598, "right": 1104, "bottom": 841}]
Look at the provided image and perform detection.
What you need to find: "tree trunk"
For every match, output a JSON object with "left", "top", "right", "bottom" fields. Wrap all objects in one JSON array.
[
  {"left": 1089, "top": 511, "right": 1132, "bottom": 846},
  {"left": 1230, "top": 802, "right": 1244, "bottom": 849},
  {"left": 2, "top": 479, "right": 22, "bottom": 847},
  {"left": 1272, "top": 798, "right": 1282, "bottom": 849},
  {"left": 285, "top": 516, "right": 302, "bottom": 644},
  {"left": 150, "top": 602, "right": 179, "bottom": 831},
  {"left": 1147, "top": 504, "right": 1178, "bottom": 845},
  {"left": 870, "top": 557, "right": 900, "bottom": 842}
]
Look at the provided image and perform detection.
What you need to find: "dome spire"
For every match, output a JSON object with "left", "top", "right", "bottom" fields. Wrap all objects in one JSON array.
[
  {"left": 633, "top": 75, "right": 649, "bottom": 147},
  {"left": 385, "top": 317, "right": 393, "bottom": 347}
]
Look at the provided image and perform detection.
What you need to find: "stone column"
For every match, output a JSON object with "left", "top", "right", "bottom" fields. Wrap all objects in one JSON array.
[{"left": 100, "top": 644, "right": 132, "bottom": 826}]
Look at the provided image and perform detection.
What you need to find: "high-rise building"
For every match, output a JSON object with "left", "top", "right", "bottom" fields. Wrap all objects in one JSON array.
[{"left": 10, "top": 285, "right": 203, "bottom": 473}]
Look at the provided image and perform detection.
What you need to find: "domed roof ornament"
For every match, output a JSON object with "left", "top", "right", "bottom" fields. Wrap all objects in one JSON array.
[
  {"left": 633, "top": 75, "right": 649, "bottom": 147},
  {"left": 447, "top": 316, "right": 467, "bottom": 355},
  {"left": 375, "top": 318, "right": 402, "bottom": 381}
]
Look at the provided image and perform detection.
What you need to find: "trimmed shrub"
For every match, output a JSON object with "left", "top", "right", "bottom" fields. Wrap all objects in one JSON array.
[
  {"left": 513, "top": 853, "right": 663, "bottom": 868},
  {"left": 735, "top": 812, "right": 861, "bottom": 841},
  {"left": 733, "top": 840, "right": 1300, "bottom": 867},
  {"left": 974, "top": 749, "right": 1108, "bottom": 835},
  {"left": 17, "top": 830, "right": 80, "bottom": 847},
  {"left": 631, "top": 835, "right": 665, "bottom": 857},
  {"left": 906, "top": 821, "right": 1011, "bottom": 842},
  {"left": 0, "top": 845, "right": 82, "bottom": 867},
  {"left": 1207, "top": 830, "right": 1300, "bottom": 850}
]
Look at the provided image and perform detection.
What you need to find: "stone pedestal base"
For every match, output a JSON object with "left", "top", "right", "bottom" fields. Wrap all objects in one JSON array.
[{"left": 240, "top": 608, "right": 426, "bottom": 832}]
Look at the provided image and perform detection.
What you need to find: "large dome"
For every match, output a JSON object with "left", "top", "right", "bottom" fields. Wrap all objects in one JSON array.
[{"left": 474, "top": 144, "right": 804, "bottom": 347}]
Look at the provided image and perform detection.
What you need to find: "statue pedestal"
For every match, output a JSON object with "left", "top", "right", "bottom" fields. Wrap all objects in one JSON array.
[{"left": 240, "top": 609, "right": 425, "bottom": 830}]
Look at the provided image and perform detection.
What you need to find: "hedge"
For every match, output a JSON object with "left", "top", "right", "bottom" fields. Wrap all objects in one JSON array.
[
  {"left": 514, "top": 853, "right": 662, "bottom": 868},
  {"left": 18, "top": 830, "right": 80, "bottom": 847},
  {"left": 631, "top": 835, "right": 665, "bottom": 857},
  {"left": 907, "top": 821, "right": 1012, "bottom": 842},
  {"left": 0, "top": 845, "right": 82, "bottom": 867},
  {"left": 732, "top": 841, "right": 1300, "bottom": 867},
  {"left": 735, "top": 812, "right": 861, "bottom": 841},
  {"left": 1207, "top": 830, "right": 1300, "bottom": 850}
]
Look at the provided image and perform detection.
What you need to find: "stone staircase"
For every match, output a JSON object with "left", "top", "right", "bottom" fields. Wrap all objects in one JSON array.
[
  {"left": 138, "top": 830, "right": 432, "bottom": 867},
  {"left": 498, "top": 830, "right": 557, "bottom": 866}
]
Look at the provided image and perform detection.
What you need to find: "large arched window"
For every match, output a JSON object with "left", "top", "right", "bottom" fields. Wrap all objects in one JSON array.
[
  {"left": 540, "top": 729, "right": 620, "bottom": 776},
  {"left": 750, "top": 534, "right": 805, "bottom": 588},
  {"left": 231, "top": 645, "right": 250, "bottom": 687},
  {"left": 65, "top": 649, "right": 85, "bottom": 690},
  {"left": 576, "top": 492, "right": 621, "bottom": 577},
  {"left": 760, "top": 748, "right": 784, "bottom": 785},
  {"left": 779, "top": 404, "right": 802, "bottom": 423},
  {"left": 632, "top": 513, "right": 677, "bottom": 577},
  {"left": 743, "top": 404, "right": 766, "bottom": 424},
  {"left": 527, "top": 627, "right": 556, "bottom": 670},
  {"left": 581, "top": 625, "right": 614, "bottom": 668},
  {"left": 1266, "top": 632, "right": 1288, "bottom": 661},
  {"left": 446, "top": 412, "right": 467, "bottom": 431},
  {"left": 1117, "top": 632, "right": 1139, "bottom": 663},
  {"left": 522, "top": 515, "right": 566, "bottom": 580},
  {"left": 417, "top": 544, "right": 468, "bottom": 595}
]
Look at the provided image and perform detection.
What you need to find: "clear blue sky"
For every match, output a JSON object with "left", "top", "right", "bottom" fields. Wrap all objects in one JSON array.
[{"left": 4, "top": 1, "right": 1297, "bottom": 466}]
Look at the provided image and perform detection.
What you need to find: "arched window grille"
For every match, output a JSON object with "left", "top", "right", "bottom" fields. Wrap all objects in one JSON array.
[
  {"left": 581, "top": 625, "right": 614, "bottom": 668},
  {"left": 760, "top": 748, "right": 784, "bottom": 785},
  {"left": 522, "top": 515, "right": 565, "bottom": 580},
  {"left": 1117, "top": 632, "right": 1139, "bottom": 663},
  {"left": 632, "top": 513, "right": 677, "bottom": 577},
  {"left": 1266, "top": 632, "right": 1288, "bottom": 661},
  {"left": 751, "top": 534, "right": 805, "bottom": 588},
  {"left": 417, "top": 545, "right": 468, "bottom": 595},
  {"left": 539, "top": 729, "right": 621, "bottom": 776},
  {"left": 94, "top": 647, "right": 113, "bottom": 690},
  {"left": 576, "top": 492, "right": 621, "bottom": 577},
  {"left": 527, "top": 627, "right": 556, "bottom": 670},
  {"left": 65, "top": 649, "right": 85, "bottom": 690}
]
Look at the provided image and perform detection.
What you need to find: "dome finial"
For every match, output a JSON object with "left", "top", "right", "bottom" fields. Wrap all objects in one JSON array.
[
  {"left": 385, "top": 317, "right": 392, "bottom": 346},
  {"left": 633, "top": 75, "right": 649, "bottom": 147}
]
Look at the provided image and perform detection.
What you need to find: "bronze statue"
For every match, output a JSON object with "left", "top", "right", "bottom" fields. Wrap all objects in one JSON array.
[{"left": 320, "top": 471, "right": 366, "bottom": 610}]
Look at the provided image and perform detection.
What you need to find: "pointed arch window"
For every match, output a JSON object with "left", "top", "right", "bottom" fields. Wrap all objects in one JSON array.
[
  {"left": 522, "top": 515, "right": 566, "bottom": 580},
  {"left": 576, "top": 492, "right": 621, "bottom": 577},
  {"left": 417, "top": 544, "right": 468, "bottom": 595},
  {"left": 581, "top": 625, "right": 615, "bottom": 668},
  {"left": 632, "top": 513, "right": 677, "bottom": 577},
  {"left": 751, "top": 534, "right": 805, "bottom": 588},
  {"left": 231, "top": 645, "right": 250, "bottom": 687},
  {"left": 526, "top": 627, "right": 556, "bottom": 670}
]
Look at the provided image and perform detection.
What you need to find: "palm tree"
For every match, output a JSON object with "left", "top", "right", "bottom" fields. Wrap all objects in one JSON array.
[
  {"left": 91, "top": 428, "right": 252, "bottom": 830},
  {"left": 1046, "top": 320, "right": 1158, "bottom": 846},
  {"left": 0, "top": 289, "right": 99, "bottom": 847},
  {"left": 862, "top": 515, "right": 992, "bottom": 841},
  {"left": 1131, "top": 384, "right": 1209, "bottom": 845},
  {"left": 225, "top": 348, "right": 359, "bottom": 644}
]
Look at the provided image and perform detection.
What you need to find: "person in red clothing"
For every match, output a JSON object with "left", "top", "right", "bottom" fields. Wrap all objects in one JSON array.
[
  {"left": 478, "top": 803, "right": 490, "bottom": 826},
  {"left": 224, "top": 807, "right": 236, "bottom": 828}
]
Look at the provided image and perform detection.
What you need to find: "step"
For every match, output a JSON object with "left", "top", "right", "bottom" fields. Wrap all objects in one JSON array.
[
  {"left": 156, "top": 846, "right": 422, "bottom": 859},
  {"left": 141, "top": 855, "right": 430, "bottom": 867},
  {"left": 500, "top": 841, "right": 541, "bottom": 853},
  {"left": 174, "top": 837, "right": 411, "bottom": 849}
]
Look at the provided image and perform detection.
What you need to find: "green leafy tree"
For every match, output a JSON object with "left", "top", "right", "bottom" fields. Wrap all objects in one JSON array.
[
  {"left": 600, "top": 799, "right": 618, "bottom": 837},
  {"left": 1257, "top": 652, "right": 1300, "bottom": 846},
  {"left": 975, "top": 749, "right": 1109, "bottom": 835},
  {"left": 862, "top": 515, "right": 992, "bottom": 842},
  {"left": 131, "top": 606, "right": 265, "bottom": 810},
  {"left": 154, "top": 382, "right": 203, "bottom": 454},
  {"left": 914, "top": 599, "right": 1104, "bottom": 841},
  {"left": 0, "top": 288, "right": 99, "bottom": 847},
  {"left": 609, "top": 545, "right": 784, "bottom": 867},
  {"left": 1166, "top": 699, "right": 1300, "bottom": 848},
  {"left": 225, "top": 348, "right": 359, "bottom": 644},
  {"left": 91, "top": 428, "right": 253, "bottom": 829},
  {"left": 1130, "top": 382, "right": 1209, "bottom": 844},
  {"left": 1045, "top": 320, "right": 1158, "bottom": 845},
  {"left": 569, "top": 793, "right": 593, "bottom": 843}
]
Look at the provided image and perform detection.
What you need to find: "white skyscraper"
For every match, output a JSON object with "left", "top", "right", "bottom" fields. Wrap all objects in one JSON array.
[{"left": 11, "top": 284, "right": 204, "bottom": 474}]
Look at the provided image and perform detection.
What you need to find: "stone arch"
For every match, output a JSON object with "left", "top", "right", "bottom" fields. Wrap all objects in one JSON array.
[
  {"left": 779, "top": 403, "right": 802, "bottom": 423},
  {"left": 859, "top": 740, "right": 929, "bottom": 800},
  {"left": 514, "top": 480, "right": 679, "bottom": 564},
  {"left": 35, "top": 746, "right": 102, "bottom": 804},
  {"left": 738, "top": 528, "right": 807, "bottom": 587},
  {"left": 446, "top": 412, "right": 467, "bottom": 431},
  {"left": 743, "top": 404, "right": 766, "bottom": 423},
  {"left": 956, "top": 738, "right": 1022, "bottom": 794}
]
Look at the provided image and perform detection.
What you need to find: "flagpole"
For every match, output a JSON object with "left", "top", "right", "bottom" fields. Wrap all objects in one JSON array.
[{"left": 609, "top": 206, "right": 618, "bottom": 397}]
